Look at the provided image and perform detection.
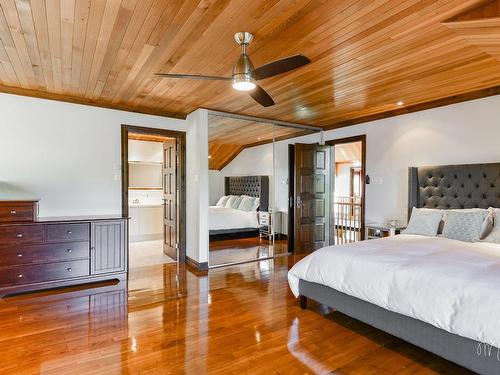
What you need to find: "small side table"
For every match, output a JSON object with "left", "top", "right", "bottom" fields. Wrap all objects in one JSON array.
[
  {"left": 366, "top": 223, "right": 405, "bottom": 240},
  {"left": 259, "top": 211, "right": 272, "bottom": 239}
]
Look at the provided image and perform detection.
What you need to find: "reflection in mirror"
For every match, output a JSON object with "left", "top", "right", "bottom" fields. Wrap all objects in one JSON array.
[{"left": 207, "top": 114, "right": 316, "bottom": 267}]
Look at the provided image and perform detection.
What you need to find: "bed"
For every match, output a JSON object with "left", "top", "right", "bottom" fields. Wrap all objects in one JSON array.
[
  {"left": 209, "top": 176, "right": 269, "bottom": 241},
  {"left": 289, "top": 162, "right": 500, "bottom": 374}
]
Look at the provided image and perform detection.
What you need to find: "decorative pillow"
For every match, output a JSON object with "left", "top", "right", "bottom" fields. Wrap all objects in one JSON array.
[
  {"left": 483, "top": 208, "right": 500, "bottom": 243},
  {"left": 418, "top": 208, "right": 446, "bottom": 233},
  {"left": 402, "top": 208, "right": 443, "bottom": 236},
  {"left": 443, "top": 208, "right": 493, "bottom": 240},
  {"left": 238, "top": 196, "right": 257, "bottom": 211},
  {"left": 216, "top": 196, "right": 229, "bottom": 207},
  {"left": 442, "top": 210, "right": 488, "bottom": 242},
  {"left": 231, "top": 196, "right": 244, "bottom": 209},
  {"left": 224, "top": 195, "right": 237, "bottom": 208}
]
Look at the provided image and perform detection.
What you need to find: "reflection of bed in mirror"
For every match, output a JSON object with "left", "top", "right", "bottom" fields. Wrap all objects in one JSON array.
[{"left": 209, "top": 176, "right": 269, "bottom": 241}]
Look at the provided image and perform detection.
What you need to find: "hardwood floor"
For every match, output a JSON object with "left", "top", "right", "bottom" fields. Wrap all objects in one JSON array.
[
  {"left": 0, "top": 256, "right": 472, "bottom": 374},
  {"left": 209, "top": 237, "right": 288, "bottom": 267}
]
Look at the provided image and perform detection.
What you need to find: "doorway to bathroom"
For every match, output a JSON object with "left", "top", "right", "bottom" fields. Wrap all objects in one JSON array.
[{"left": 121, "top": 125, "right": 186, "bottom": 268}]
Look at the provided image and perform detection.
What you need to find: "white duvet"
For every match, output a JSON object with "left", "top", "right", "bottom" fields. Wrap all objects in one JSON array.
[
  {"left": 209, "top": 206, "right": 259, "bottom": 231},
  {"left": 288, "top": 234, "right": 500, "bottom": 347}
]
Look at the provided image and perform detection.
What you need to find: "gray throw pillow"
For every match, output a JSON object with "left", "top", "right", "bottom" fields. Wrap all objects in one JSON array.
[
  {"left": 402, "top": 208, "right": 443, "bottom": 237},
  {"left": 442, "top": 211, "right": 488, "bottom": 242}
]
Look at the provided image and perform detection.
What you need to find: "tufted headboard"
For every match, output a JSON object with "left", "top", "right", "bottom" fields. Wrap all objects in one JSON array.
[
  {"left": 408, "top": 163, "right": 500, "bottom": 219},
  {"left": 224, "top": 176, "right": 269, "bottom": 211}
]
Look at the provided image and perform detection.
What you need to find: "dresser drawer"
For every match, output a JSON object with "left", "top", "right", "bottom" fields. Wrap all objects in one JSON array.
[
  {"left": 46, "top": 223, "right": 89, "bottom": 242},
  {"left": 0, "top": 242, "right": 89, "bottom": 266},
  {"left": 0, "top": 201, "right": 36, "bottom": 223},
  {"left": 0, "top": 259, "right": 90, "bottom": 287},
  {"left": 0, "top": 225, "right": 44, "bottom": 245}
]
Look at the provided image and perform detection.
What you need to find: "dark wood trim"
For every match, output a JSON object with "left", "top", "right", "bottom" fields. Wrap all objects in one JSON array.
[
  {"left": 287, "top": 144, "right": 295, "bottom": 252},
  {"left": 0, "top": 84, "right": 185, "bottom": 119},
  {"left": 3, "top": 81, "right": 500, "bottom": 137},
  {"left": 121, "top": 125, "right": 187, "bottom": 264},
  {"left": 326, "top": 135, "right": 367, "bottom": 241},
  {"left": 322, "top": 86, "right": 500, "bottom": 131},
  {"left": 186, "top": 256, "right": 209, "bottom": 272}
]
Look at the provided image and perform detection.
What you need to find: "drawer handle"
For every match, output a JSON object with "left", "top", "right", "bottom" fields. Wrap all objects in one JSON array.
[
  {"left": 16, "top": 234, "right": 23, "bottom": 238},
  {"left": 17, "top": 274, "right": 23, "bottom": 278},
  {"left": 67, "top": 267, "right": 72, "bottom": 272},
  {"left": 10, "top": 210, "right": 16, "bottom": 214},
  {"left": 67, "top": 249, "right": 72, "bottom": 253},
  {"left": 67, "top": 231, "right": 72, "bottom": 235},
  {"left": 17, "top": 253, "right": 23, "bottom": 257}
]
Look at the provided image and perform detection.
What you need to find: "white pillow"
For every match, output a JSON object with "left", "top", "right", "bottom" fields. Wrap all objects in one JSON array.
[
  {"left": 231, "top": 196, "right": 244, "bottom": 209},
  {"left": 224, "top": 196, "right": 237, "bottom": 208},
  {"left": 216, "top": 196, "right": 230, "bottom": 207},
  {"left": 238, "top": 196, "right": 256, "bottom": 211},
  {"left": 402, "top": 207, "right": 444, "bottom": 236}
]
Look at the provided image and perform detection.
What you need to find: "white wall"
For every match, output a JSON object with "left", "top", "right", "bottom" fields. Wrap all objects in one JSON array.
[
  {"left": 128, "top": 139, "right": 163, "bottom": 163},
  {"left": 0, "top": 93, "right": 185, "bottom": 217},
  {"left": 186, "top": 109, "right": 209, "bottom": 264},
  {"left": 219, "top": 94, "right": 500, "bottom": 225}
]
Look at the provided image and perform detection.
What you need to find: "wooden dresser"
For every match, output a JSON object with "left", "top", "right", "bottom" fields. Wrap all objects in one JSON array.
[{"left": 0, "top": 200, "right": 128, "bottom": 297}]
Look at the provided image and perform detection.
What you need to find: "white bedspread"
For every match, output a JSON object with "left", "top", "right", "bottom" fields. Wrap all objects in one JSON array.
[
  {"left": 209, "top": 206, "right": 259, "bottom": 231},
  {"left": 288, "top": 234, "right": 500, "bottom": 347}
]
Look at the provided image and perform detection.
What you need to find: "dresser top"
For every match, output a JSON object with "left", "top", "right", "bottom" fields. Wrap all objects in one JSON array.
[{"left": 0, "top": 215, "right": 128, "bottom": 226}]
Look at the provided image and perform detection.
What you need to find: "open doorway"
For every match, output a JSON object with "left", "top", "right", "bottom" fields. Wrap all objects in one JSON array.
[
  {"left": 288, "top": 135, "right": 366, "bottom": 253},
  {"left": 327, "top": 136, "right": 366, "bottom": 245},
  {"left": 121, "top": 125, "right": 186, "bottom": 268}
]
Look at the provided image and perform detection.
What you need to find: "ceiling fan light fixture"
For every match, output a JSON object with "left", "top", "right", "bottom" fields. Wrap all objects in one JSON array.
[{"left": 233, "top": 74, "right": 256, "bottom": 91}]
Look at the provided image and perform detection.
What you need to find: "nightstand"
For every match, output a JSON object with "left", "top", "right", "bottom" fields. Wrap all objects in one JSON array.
[
  {"left": 259, "top": 211, "right": 273, "bottom": 239},
  {"left": 366, "top": 223, "right": 405, "bottom": 240}
]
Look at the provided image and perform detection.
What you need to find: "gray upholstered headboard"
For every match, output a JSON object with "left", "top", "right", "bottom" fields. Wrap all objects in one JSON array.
[
  {"left": 224, "top": 176, "right": 269, "bottom": 211},
  {"left": 408, "top": 163, "right": 500, "bottom": 219}
]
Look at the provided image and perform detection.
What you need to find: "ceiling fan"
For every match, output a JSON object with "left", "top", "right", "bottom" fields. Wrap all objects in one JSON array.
[{"left": 155, "top": 32, "right": 311, "bottom": 107}]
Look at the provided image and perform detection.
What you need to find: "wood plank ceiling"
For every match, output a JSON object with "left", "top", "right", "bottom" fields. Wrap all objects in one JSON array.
[
  {"left": 208, "top": 114, "right": 314, "bottom": 170},
  {"left": 1, "top": 0, "right": 500, "bottom": 167}
]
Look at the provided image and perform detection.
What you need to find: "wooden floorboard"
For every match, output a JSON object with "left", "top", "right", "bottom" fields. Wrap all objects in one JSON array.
[{"left": 0, "top": 255, "right": 473, "bottom": 374}]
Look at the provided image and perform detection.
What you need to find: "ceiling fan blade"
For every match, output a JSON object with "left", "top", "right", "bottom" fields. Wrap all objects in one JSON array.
[
  {"left": 253, "top": 55, "right": 311, "bottom": 80},
  {"left": 249, "top": 85, "right": 275, "bottom": 107},
  {"left": 155, "top": 73, "right": 232, "bottom": 81}
]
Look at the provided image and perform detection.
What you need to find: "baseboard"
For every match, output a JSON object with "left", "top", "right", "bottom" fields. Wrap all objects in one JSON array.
[{"left": 186, "top": 256, "right": 209, "bottom": 271}]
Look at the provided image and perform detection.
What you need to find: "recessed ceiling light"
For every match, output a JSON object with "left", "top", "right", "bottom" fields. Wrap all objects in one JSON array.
[
  {"left": 208, "top": 155, "right": 212, "bottom": 159},
  {"left": 257, "top": 137, "right": 262, "bottom": 140},
  {"left": 397, "top": 101, "right": 404, "bottom": 106}
]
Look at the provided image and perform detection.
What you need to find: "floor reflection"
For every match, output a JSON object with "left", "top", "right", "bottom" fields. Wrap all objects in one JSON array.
[
  {"left": 209, "top": 236, "right": 289, "bottom": 267},
  {"left": 0, "top": 254, "right": 471, "bottom": 374}
]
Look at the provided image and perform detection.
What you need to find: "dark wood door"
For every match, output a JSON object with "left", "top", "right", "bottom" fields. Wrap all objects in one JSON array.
[
  {"left": 91, "top": 221, "right": 126, "bottom": 275},
  {"left": 163, "top": 139, "right": 177, "bottom": 260},
  {"left": 294, "top": 143, "right": 331, "bottom": 253}
]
